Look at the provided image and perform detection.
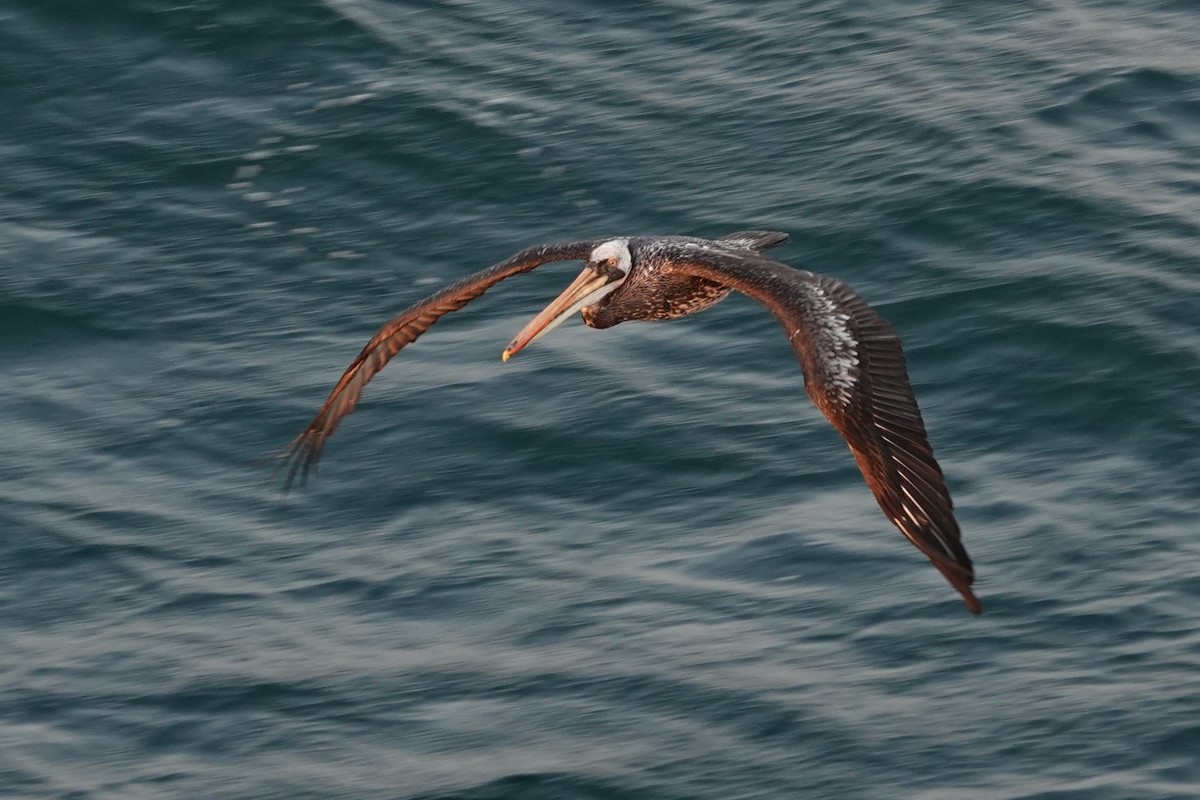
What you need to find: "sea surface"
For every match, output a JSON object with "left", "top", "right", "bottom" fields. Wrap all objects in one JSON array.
[{"left": 2, "top": 2, "right": 1199, "bottom": 798}]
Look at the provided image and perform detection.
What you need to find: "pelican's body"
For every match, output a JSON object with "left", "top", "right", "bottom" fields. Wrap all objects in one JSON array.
[{"left": 282, "top": 232, "right": 982, "bottom": 615}]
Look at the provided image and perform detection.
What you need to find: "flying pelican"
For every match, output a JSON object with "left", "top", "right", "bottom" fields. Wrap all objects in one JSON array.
[{"left": 281, "top": 231, "right": 981, "bottom": 614}]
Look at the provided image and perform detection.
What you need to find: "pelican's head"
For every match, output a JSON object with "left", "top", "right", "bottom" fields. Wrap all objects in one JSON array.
[{"left": 502, "top": 239, "right": 631, "bottom": 361}]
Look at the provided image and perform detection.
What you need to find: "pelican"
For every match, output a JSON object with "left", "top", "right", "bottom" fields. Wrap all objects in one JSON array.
[{"left": 281, "top": 231, "right": 982, "bottom": 614}]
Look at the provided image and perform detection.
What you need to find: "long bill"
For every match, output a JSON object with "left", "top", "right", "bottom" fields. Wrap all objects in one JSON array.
[{"left": 501, "top": 265, "right": 624, "bottom": 361}]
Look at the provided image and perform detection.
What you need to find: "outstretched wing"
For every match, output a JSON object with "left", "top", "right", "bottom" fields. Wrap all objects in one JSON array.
[
  {"left": 661, "top": 248, "right": 981, "bottom": 614},
  {"left": 279, "top": 239, "right": 600, "bottom": 488}
]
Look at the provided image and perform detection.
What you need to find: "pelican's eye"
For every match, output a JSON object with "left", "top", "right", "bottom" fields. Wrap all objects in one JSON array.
[{"left": 597, "top": 257, "right": 625, "bottom": 281}]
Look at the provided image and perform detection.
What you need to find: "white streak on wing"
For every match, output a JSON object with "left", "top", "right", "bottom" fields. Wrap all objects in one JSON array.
[
  {"left": 676, "top": 240, "right": 743, "bottom": 258},
  {"left": 807, "top": 286, "right": 859, "bottom": 405},
  {"left": 902, "top": 495, "right": 952, "bottom": 554}
]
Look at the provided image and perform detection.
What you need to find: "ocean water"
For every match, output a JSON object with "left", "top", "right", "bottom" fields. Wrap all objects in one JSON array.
[{"left": 2, "top": 1, "right": 1199, "bottom": 797}]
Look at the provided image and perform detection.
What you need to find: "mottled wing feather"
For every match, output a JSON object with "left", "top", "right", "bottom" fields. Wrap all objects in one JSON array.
[
  {"left": 661, "top": 250, "right": 981, "bottom": 614},
  {"left": 279, "top": 240, "right": 599, "bottom": 488}
]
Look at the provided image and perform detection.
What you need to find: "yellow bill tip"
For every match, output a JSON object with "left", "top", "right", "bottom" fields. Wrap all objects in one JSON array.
[{"left": 501, "top": 349, "right": 512, "bottom": 362}]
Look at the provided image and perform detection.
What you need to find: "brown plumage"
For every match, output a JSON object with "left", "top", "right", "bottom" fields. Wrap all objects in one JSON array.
[{"left": 280, "top": 232, "right": 981, "bottom": 615}]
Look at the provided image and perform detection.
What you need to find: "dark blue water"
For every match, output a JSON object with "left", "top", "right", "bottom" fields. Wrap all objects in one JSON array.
[{"left": 3, "top": 2, "right": 1199, "bottom": 797}]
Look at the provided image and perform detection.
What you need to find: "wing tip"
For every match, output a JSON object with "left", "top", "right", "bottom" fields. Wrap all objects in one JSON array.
[
  {"left": 962, "top": 590, "right": 984, "bottom": 616},
  {"left": 929, "top": 558, "right": 983, "bottom": 615},
  {"left": 272, "top": 429, "right": 327, "bottom": 491}
]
